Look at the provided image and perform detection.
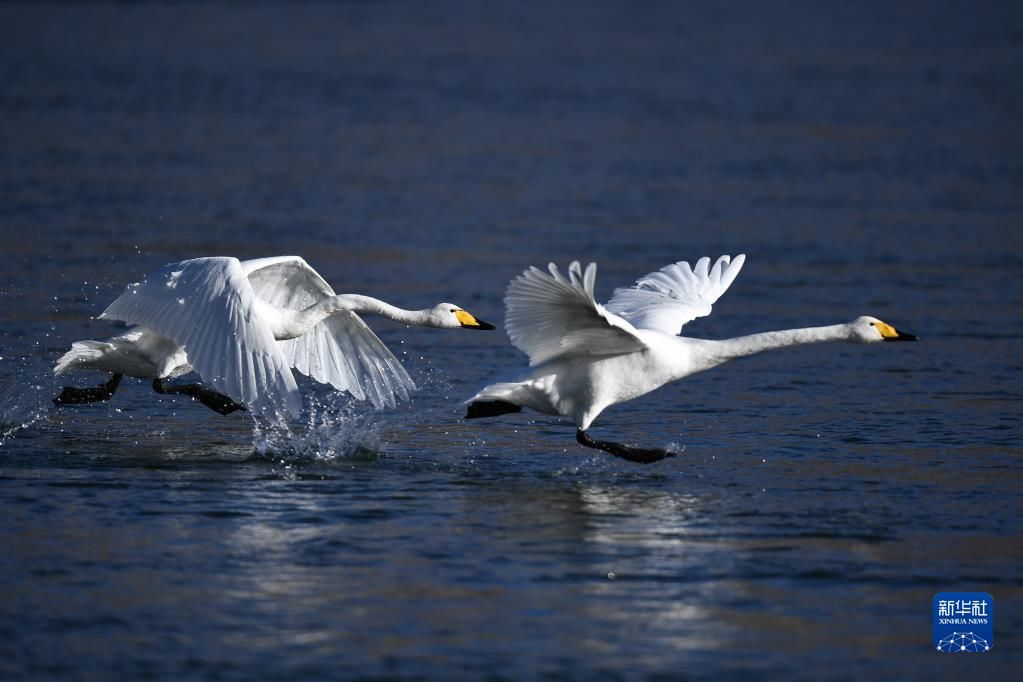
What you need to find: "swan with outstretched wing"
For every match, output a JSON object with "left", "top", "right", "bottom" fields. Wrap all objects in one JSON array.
[
  {"left": 54, "top": 256, "right": 494, "bottom": 418},
  {"left": 467, "top": 255, "right": 916, "bottom": 463}
]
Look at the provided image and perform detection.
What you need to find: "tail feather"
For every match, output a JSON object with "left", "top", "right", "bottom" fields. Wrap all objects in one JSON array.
[
  {"left": 465, "top": 380, "right": 544, "bottom": 420},
  {"left": 54, "top": 340, "right": 112, "bottom": 375}
]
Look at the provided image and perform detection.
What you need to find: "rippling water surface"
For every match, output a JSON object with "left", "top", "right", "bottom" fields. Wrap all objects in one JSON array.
[{"left": 1, "top": 1, "right": 1021, "bottom": 679}]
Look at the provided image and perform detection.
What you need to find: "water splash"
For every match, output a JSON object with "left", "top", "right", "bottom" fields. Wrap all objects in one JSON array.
[
  {"left": 0, "top": 407, "right": 47, "bottom": 447},
  {"left": 248, "top": 354, "right": 468, "bottom": 462},
  {"left": 250, "top": 389, "right": 384, "bottom": 462},
  {"left": 0, "top": 361, "right": 55, "bottom": 447}
]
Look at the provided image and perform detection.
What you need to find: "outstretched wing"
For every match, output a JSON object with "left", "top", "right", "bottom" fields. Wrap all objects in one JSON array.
[
  {"left": 241, "top": 255, "right": 335, "bottom": 311},
  {"left": 504, "top": 261, "right": 646, "bottom": 366},
  {"left": 605, "top": 254, "right": 746, "bottom": 336},
  {"left": 100, "top": 257, "right": 303, "bottom": 418},
  {"left": 243, "top": 256, "right": 416, "bottom": 409}
]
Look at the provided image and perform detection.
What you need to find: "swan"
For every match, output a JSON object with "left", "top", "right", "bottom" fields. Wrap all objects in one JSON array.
[
  {"left": 54, "top": 256, "right": 494, "bottom": 417},
  {"left": 465, "top": 255, "right": 916, "bottom": 463}
]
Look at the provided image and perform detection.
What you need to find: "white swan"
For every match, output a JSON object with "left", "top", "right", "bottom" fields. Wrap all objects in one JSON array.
[
  {"left": 466, "top": 255, "right": 916, "bottom": 463},
  {"left": 54, "top": 256, "right": 494, "bottom": 417}
]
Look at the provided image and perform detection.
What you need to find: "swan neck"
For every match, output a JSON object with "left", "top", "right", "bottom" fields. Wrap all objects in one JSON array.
[
  {"left": 711, "top": 323, "right": 853, "bottom": 362},
  {"left": 273, "top": 295, "right": 433, "bottom": 340},
  {"left": 270, "top": 298, "right": 339, "bottom": 339},
  {"left": 330, "top": 295, "right": 430, "bottom": 326}
]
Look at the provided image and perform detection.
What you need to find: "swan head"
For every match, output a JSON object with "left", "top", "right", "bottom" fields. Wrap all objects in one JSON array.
[
  {"left": 430, "top": 304, "right": 496, "bottom": 330},
  {"left": 851, "top": 316, "right": 917, "bottom": 343}
]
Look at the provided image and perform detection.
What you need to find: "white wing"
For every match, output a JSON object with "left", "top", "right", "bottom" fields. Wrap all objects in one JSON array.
[
  {"left": 504, "top": 261, "right": 646, "bottom": 366},
  {"left": 605, "top": 254, "right": 746, "bottom": 336},
  {"left": 243, "top": 256, "right": 416, "bottom": 409},
  {"left": 99, "top": 257, "right": 303, "bottom": 418},
  {"left": 241, "top": 255, "right": 335, "bottom": 310}
]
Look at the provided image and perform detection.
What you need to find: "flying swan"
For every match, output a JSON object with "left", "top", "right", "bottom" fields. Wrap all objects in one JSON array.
[
  {"left": 54, "top": 256, "right": 494, "bottom": 417},
  {"left": 465, "top": 255, "right": 916, "bottom": 463}
]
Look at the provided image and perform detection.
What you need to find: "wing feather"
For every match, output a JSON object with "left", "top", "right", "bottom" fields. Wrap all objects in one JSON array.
[
  {"left": 504, "top": 261, "right": 646, "bottom": 366},
  {"left": 274, "top": 312, "right": 415, "bottom": 410},
  {"left": 99, "top": 257, "right": 303, "bottom": 418},
  {"left": 244, "top": 256, "right": 416, "bottom": 409},
  {"left": 605, "top": 254, "right": 746, "bottom": 336}
]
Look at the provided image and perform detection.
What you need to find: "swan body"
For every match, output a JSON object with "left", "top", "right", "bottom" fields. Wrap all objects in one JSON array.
[
  {"left": 55, "top": 256, "right": 494, "bottom": 417},
  {"left": 466, "top": 255, "right": 916, "bottom": 462},
  {"left": 55, "top": 329, "right": 190, "bottom": 380}
]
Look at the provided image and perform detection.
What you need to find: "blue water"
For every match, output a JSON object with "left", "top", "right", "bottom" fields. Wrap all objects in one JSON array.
[{"left": 2, "top": 1, "right": 1022, "bottom": 679}]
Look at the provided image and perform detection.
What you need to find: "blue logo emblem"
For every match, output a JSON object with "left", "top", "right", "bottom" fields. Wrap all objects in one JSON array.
[{"left": 933, "top": 592, "right": 993, "bottom": 652}]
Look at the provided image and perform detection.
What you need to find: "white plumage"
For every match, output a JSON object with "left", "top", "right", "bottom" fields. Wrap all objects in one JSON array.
[
  {"left": 467, "top": 255, "right": 916, "bottom": 463},
  {"left": 96, "top": 257, "right": 303, "bottom": 417},
  {"left": 240, "top": 256, "right": 417, "bottom": 411},
  {"left": 605, "top": 255, "right": 746, "bottom": 335},
  {"left": 55, "top": 256, "right": 494, "bottom": 418}
]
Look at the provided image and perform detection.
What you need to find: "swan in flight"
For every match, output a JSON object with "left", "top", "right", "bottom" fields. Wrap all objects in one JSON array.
[
  {"left": 54, "top": 256, "right": 494, "bottom": 418},
  {"left": 465, "top": 255, "right": 916, "bottom": 463}
]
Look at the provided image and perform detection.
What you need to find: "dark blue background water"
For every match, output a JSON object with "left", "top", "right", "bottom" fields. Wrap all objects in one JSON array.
[{"left": 1, "top": 1, "right": 1021, "bottom": 679}]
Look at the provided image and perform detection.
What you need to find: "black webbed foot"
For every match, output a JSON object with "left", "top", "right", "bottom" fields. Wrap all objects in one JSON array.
[
  {"left": 465, "top": 400, "right": 522, "bottom": 419},
  {"left": 192, "top": 387, "right": 247, "bottom": 416},
  {"left": 576, "top": 429, "right": 675, "bottom": 464},
  {"left": 152, "top": 378, "right": 246, "bottom": 415},
  {"left": 53, "top": 373, "right": 123, "bottom": 406}
]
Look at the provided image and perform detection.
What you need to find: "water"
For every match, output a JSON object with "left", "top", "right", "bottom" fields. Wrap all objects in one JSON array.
[{"left": 2, "top": 1, "right": 1022, "bottom": 679}]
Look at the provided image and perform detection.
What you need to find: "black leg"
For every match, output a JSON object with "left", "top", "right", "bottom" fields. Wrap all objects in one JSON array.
[
  {"left": 465, "top": 400, "right": 522, "bottom": 419},
  {"left": 191, "top": 387, "right": 247, "bottom": 416},
  {"left": 152, "top": 378, "right": 246, "bottom": 416},
  {"left": 54, "top": 373, "right": 123, "bottom": 405},
  {"left": 576, "top": 429, "right": 675, "bottom": 464}
]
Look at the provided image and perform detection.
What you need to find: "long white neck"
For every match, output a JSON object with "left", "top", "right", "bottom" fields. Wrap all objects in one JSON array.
[
  {"left": 269, "top": 295, "right": 434, "bottom": 340},
  {"left": 334, "top": 294, "right": 435, "bottom": 326},
  {"left": 698, "top": 323, "right": 856, "bottom": 368}
]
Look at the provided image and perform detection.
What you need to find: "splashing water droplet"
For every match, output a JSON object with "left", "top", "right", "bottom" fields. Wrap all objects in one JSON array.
[{"left": 251, "top": 389, "right": 384, "bottom": 463}]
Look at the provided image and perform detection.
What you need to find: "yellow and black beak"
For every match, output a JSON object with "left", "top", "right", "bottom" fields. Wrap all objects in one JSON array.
[
  {"left": 876, "top": 320, "right": 918, "bottom": 342},
  {"left": 455, "top": 309, "right": 496, "bottom": 330}
]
